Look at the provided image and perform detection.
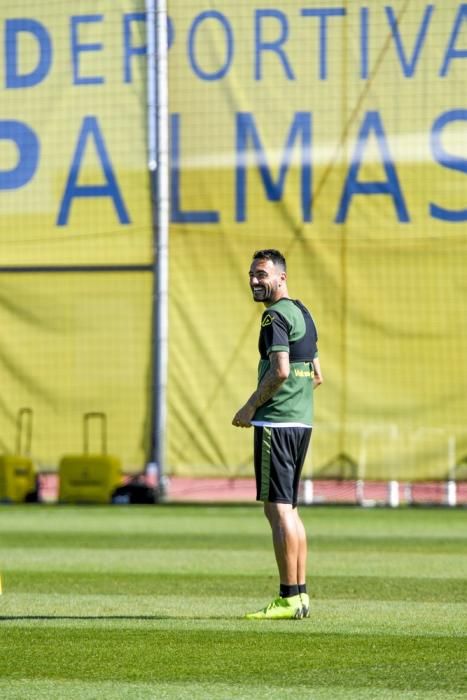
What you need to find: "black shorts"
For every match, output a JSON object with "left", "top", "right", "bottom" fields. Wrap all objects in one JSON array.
[{"left": 254, "top": 426, "right": 312, "bottom": 507}]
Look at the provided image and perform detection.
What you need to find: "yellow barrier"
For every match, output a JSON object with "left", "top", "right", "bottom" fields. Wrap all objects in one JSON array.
[
  {"left": 0, "top": 408, "right": 36, "bottom": 503},
  {"left": 59, "top": 413, "right": 122, "bottom": 504}
]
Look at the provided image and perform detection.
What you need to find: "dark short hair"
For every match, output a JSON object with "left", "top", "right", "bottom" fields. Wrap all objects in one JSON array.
[{"left": 252, "top": 249, "right": 287, "bottom": 272}]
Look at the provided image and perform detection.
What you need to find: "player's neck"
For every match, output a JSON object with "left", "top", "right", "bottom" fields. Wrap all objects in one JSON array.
[{"left": 264, "top": 288, "right": 290, "bottom": 307}]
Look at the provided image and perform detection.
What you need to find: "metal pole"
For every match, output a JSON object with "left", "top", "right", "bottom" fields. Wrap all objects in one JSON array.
[
  {"left": 388, "top": 480, "right": 400, "bottom": 508},
  {"left": 146, "top": 0, "right": 169, "bottom": 497},
  {"left": 445, "top": 436, "right": 457, "bottom": 507}
]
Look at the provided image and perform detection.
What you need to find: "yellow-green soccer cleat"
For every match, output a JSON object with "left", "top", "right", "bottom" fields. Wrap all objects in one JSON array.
[
  {"left": 300, "top": 592, "right": 310, "bottom": 618},
  {"left": 245, "top": 595, "right": 303, "bottom": 620}
]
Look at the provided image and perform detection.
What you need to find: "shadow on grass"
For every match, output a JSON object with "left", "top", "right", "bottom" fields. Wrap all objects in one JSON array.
[
  {"left": 0, "top": 615, "right": 175, "bottom": 620},
  {"left": 0, "top": 614, "right": 243, "bottom": 621}
]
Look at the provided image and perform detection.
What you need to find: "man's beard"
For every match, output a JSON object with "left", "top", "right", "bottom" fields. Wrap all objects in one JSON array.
[{"left": 252, "top": 287, "right": 270, "bottom": 302}]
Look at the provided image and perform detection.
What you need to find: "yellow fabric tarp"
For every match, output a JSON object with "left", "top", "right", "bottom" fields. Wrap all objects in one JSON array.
[
  {"left": 1, "top": 1, "right": 467, "bottom": 480},
  {"left": 0, "top": 1, "right": 153, "bottom": 469},
  {"left": 0, "top": 273, "right": 152, "bottom": 468},
  {"left": 167, "top": 1, "right": 467, "bottom": 480}
]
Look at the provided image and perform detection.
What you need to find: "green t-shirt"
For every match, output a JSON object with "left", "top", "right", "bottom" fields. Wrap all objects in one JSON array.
[{"left": 253, "top": 298, "right": 318, "bottom": 426}]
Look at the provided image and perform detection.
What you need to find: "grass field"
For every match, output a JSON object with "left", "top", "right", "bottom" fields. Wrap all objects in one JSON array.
[{"left": 0, "top": 504, "right": 466, "bottom": 699}]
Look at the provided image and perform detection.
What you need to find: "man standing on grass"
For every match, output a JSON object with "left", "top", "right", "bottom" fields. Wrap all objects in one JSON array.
[{"left": 232, "top": 249, "right": 322, "bottom": 620}]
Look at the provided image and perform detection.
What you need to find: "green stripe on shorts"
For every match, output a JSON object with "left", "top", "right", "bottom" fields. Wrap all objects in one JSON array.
[{"left": 260, "top": 426, "right": 272, "bottom": 501}]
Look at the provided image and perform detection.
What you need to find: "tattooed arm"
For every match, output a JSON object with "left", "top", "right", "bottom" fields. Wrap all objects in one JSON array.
[{"left": 232, "top": 352, "right": 289, "bottom": 428}]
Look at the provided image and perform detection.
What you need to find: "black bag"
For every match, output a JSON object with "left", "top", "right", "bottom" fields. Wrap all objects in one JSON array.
[{"left": 111, "top": 478, "right": 159, "bottom": 504}]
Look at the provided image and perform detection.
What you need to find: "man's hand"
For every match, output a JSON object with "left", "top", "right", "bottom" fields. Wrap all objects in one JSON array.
[
  {"left": 232, "top": 352, "right": 289, "bottom": 428},
  {"left": 312, "top": 357, "right": 323, "bottom": 389},
  {"left": 232, "top": 401, "right": 256, "bottom": 428}
]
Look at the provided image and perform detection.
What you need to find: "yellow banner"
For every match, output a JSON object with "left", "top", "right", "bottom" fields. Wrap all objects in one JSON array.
[
  {"left": 0, "top": 1, "right": 152, "bottom": 469},
  {"left": 2, "top": 1, "right": 467, "bottom": 480},
  {"left": 167, "top": 1, "right": 467, "bottom": 481},
  {"left": 0, "top": 273, "right": 152, "bottom": 468},
  {"left": 0, "top": 0, "right": 152, "bottom": 266}
]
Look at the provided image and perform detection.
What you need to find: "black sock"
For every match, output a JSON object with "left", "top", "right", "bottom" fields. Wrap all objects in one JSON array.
[
  {"left": 298, "top": 583, "right": 307, "bottom": 595},
  {"left": 279, "top": 583, "right": 299, "bottom": 598}
]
